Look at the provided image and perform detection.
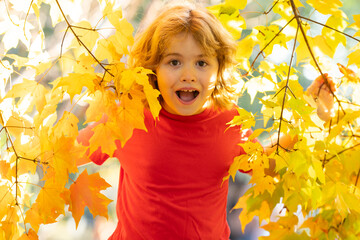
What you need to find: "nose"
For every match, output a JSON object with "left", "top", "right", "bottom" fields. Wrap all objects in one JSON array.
[{"left": 180, "top": 65, "right": 196, "bottom": 83}]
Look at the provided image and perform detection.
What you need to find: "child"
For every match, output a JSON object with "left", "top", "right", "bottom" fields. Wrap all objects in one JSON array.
[{"left": 78, "top": 2, "right": 335, "bottom": 239}]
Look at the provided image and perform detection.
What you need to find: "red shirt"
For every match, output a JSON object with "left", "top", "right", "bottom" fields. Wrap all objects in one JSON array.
[{"left": 88, "top": 107, "right": 251, "bottom": 240}]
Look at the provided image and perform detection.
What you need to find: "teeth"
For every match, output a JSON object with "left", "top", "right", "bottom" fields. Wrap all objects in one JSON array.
[{"left": 181, "top": 90, "right": 195, "bottom": 92}]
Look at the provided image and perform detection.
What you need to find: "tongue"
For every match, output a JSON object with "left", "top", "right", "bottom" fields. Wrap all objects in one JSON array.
[{"left": 178, "top": 91, "right": 195, "bottom": 102}]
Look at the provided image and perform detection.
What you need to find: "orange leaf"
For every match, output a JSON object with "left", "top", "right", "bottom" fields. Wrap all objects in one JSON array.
[
  {"left": 69, "top": 169, "right": 112, "bottom": 228},
  {"left": 18, "top": 229, "right": 38, "bottom": 240},
  {"left": 337, "top": 63, "right": 360, "bottom": 83}
]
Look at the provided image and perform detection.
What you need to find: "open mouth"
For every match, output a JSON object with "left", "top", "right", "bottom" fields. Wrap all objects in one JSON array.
[{"left": 176, "top": 89, "right": 199, "bottom": 103}]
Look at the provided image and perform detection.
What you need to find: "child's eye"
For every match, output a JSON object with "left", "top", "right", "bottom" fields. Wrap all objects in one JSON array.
[
  {"left": 169, "top": 60, "right": 181, "bottom": 66},
  {"left": 197, "top": 60, "right": 208, "bottom": 67}
]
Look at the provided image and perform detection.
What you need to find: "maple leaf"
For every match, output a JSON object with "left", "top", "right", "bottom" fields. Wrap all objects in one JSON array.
[
  {"left": 95, "top": 39, "right": 123, "bottom": 63},
  {"left": 110, "top": 18, "right": 134, "bottom": 55},
  {"left": 349, "top": 14, "right": 360, "bottom": 37},
  {"left": 102, "top": 1, "right": 123, "bottom": 30},
  {"left": 218, "top": 9, "right": 246, "bottom": 40},
  {"left": 85, "top": 90, "right": 111, "bottom": 124},
  {"left": 338, "top": 63, "right": 360, "bottom": 83},
  {"left": 70, "top": 21, "right": 99, "bottom": 51},
  {"left": 227, "top": 107, "right": 255, "bottom": 130},
  {"left": 1, "top": 204, "right": 20, "bottom": 240},
  {"left": 307, "top": 0, "right": 345, "bottom": 18},
  {"left": 69, "top": 169, "right": 112, "bottom": 228},
  {"left": 88, "top": 120, "right": 124, "bottom": 156},
  {"left": 32, "top": 181, "right": 67, "bottom": 221},
  {"left": 53, "top": 111, "right": 79, "bottom": 139},
  {"left": 0, "top": 185, "right": 15, "bottom": 223},
  {"left": 4, "top": 112, "right": 33, "bottom": 139},
  {"left": 322, "top": 16, "right": 347, "bottom": 53},
  {"left": 51, "top": 73, "right": 100, "bottom": 102},
  {"left": 4, "top": 79, "right": 48, "bottom": 113},
  {"left": 18, "top": 229, "right": 38, "bottom": 240},
  {"left": 0, "top": 14, "right": 33, "bottom": 51},
  {"left": 0, "top": 161, "right": 11, "bottom": 180},
  {"left": 40, "top": 134, "right": 79, "bottom": 186},
  {"left": 25, "top": 203, "right": 57, "bottom": 233}
]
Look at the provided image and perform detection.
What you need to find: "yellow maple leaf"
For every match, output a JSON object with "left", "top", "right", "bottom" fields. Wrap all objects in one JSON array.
[
  {"left": 53, "top": 111, "right": 79, "bottom": 139},
  {"left": 225, "top": 0, "right": 247, "bottom": 10},
  {"left": 0, "top": 185, "right": 14, "bottom": 222},
  {"left": 95, "top": 39, "right": 123, "bottom": 63},
  {"left": 218, "top": 10, "right": 246, "bottom": 40},
  {"left": 347, "top": 48, "right": 360, "bottom": 68},
  {"left": 255, "top": 25, "right": 287, "bottom": 56},
  {"left": 85, "top": 89, "right": 117, "bottom": 124},
  {"left": 307, "top": 0, "right": 345, "bottom": 18},
  {"left": 41, "top": 135, "right": 78, "bottom": 186},
  {"left": 73, "top": 53, "right": 97, "bottom": 74},
  {"left": 235, "top": 34, "right": 257, "bottom": 70},
  {"left": 110, "top": 18, "right": 134, "bottom": 55},
  {"left": 4, "top": 112, "right": 33, "bottom": 139},
  {"left": 132, "top": 67, "right": 161, "bottom": 118},
  {"left": 4, "top": 79, "right": 48, "bottom": 113},
  {"left": 349, "top": 14, "right": 360, "bottom": 37},
  {"left": 70, "top": 21, "right": 99, "bottom": 51},
  {"left": 25, "top": 202, "right": 57, "bottom": 233},
  {"left": 69, "top": 169, "right": 112, "bottom": 228},
  {"left": 33, "top": 181, "right": 67, "bottom": 221},
  {"left": 51, "top": 73, "right": 99, "bottom": 102},
  {"left": 102, "top": 1, "right": 123, "bottom": 30},
  {"left": 89, "top": 121, "right": 124, "bottom": 156}
]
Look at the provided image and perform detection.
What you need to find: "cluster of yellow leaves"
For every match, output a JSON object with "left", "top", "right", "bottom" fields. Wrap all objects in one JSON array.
[
  {"left": 0, "top": 0, "right": 160, "bottom": 239},
  {"left": 216, "top": 0, "right": 360, "bottom": 239}
]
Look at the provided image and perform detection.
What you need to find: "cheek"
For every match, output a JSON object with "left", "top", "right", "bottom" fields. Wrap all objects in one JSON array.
[{"left": 156, "top": 73, "right": 173, "bottom": 97}]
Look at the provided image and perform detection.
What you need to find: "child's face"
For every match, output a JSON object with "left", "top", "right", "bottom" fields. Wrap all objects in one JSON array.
[{"left": 156, "top": 33, "right": 219, "bottom": 116}]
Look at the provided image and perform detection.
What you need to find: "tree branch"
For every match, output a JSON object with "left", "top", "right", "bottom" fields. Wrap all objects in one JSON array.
[{"left": 289, "top": 0, "right": 346, "bottom": 116}]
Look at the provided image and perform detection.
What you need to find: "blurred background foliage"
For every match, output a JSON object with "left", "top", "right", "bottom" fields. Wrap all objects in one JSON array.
[{"left": 1, "top": 0, "right": 359, "bottom": 239}]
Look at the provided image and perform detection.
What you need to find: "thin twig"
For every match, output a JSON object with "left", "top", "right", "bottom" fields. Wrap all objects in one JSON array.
[
  {"left": 55, "top": 0, "right": 114, "bottom": 77},
  {"left": 276, "top": 23, "right": 299, "bottom": 153},
  {"left": 23, "top": 0, "right": 35, "bottom": 41},
  {"left": 300, "top": 16, "right": 360, "bottom": 43},
  {"left": 244, "top": 17, "right": 295, "bottom": 76},
  {"left": 325, "top": 142, "right": 360, "bottom": 162},
  {"left": 3, "top": 0, "right": 18, "bottom": 26},
  {"left": 264, "top": 0, "right": 280, "bottom": 15}
]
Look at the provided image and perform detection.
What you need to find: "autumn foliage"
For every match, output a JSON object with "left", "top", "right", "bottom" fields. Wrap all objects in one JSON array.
[{"left": 1, "top": 0, "right": 360, "bottom": 239}]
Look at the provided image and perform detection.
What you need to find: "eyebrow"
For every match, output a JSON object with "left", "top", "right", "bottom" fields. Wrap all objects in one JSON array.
[{"left": 162, "top": 53, "right": 209, "bottom": 58}]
